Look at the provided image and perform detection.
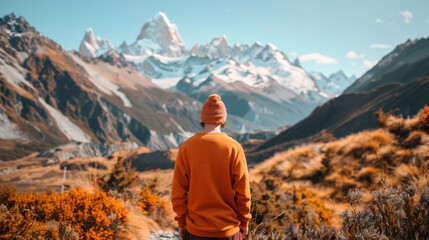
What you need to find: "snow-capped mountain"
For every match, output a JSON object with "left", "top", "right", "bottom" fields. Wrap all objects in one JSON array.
[
  {"left": 192, "top": 35, "right": 231, "bottom": 59},
  {"left": 253, "top": 37, "right": 429, "bottom": 160},
  {"left": 76, "top": 12, "right": 355, "bottom": 130},
  {"left": 79, "top": 28, "right": 115, "bottom": 57},
  {"left": 310, "top": 70, "right": 357, "bottom": 97},
  {"left": 129, "top": 12, "right": 187, "bottom": 58},
  {"left": 0, "top": 13, "right": 215, "bottom": 160}
]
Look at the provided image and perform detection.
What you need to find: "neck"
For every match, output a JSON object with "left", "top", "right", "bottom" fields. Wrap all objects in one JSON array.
[{"left": 203, "top": 124, "right": 221, "bottom": 133}]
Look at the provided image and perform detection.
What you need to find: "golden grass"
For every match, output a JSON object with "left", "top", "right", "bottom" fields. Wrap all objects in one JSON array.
[
  {"left": 250, "top": 107, "right": 429, "bottom": 230},
  {"left": 1, "top": 106, "right": 428, "bottom": 238}
]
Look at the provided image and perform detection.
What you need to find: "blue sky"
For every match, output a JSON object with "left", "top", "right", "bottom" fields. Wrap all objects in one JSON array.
[{"left": 1, "top": 0, "right": 429, "bottom": 77}]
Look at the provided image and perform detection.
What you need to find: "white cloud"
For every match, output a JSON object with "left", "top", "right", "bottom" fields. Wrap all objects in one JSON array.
[
  {"left": 375, "top": 18, "right": 383, "bottom": 23},
  {"left": 225, "top": 9, "right": 231, "bottom": 13},
  {"left": 363, "top": 60, "right": 379, "bottom": 68},
  {"left": 345, "top": 51, "right": 365, "bottom": 59},
  {"left": 426, "top": 19, "right": 429, "bottom": 23},
  {"left": 370, "top": 44, "right": 393, "bottom": 49},
  {"left": 290, "top": 52, "right": 298, "bottom": 57},
  {"left": 351, "top": 62, "right": 357, "bottom": 66},
  {"left": 400, "top": 10, "right": 413, "bottom": 23},
  {"left": 299, "top": 53, "right": 338, "bottom": 64}
]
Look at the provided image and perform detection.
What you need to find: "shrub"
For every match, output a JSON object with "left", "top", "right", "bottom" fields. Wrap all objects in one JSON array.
[
  {"left": 137, "top": 181, "right": 170, "bottom": 229},
  {"left": 419, "top": 105, "right": 429, "bottom": 129},
  {"left": 0, "top": 187, "right": 128, "bottom": 239},
  {"left": 97, "top": 157, "right": 138, "bottom": 193},
  {"left": 339, "top": 181, "right": 429, "bottom": 240},
  {"left": 0, "top": 205, "right": 60, "bottom": 240},
  {"left": 249, "top": 178, "right": 334, "bottom": 239},
  {"left": 137, "top": 187, "right": 169, "bottom": 216}
]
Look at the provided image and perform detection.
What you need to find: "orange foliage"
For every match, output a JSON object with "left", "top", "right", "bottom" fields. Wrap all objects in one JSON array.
[
  {"left": 138, "top": 187, "right": 169, "bottom": 216},
  {"left": 289, "top": 186, "right": 333, "bottom": 226},
  {"left": 0, "top": 205, "right": 60, "bottom": 239},
  {"left": 420, "top": 105, "right": 429, "bottom": 128},
  {"left": 1, "top": 188, "right": 128, "bottom": 240}
]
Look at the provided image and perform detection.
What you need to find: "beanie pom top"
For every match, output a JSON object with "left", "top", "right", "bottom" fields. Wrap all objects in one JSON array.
[{"left": 208, "top": 94, "right": 221, "bottom": 102}]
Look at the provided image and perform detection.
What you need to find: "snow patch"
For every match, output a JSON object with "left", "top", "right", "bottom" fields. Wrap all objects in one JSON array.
[
  {"left": 152, "top": 77, "right": 183, "bottom": 89},
  {"left": 147, "top": 130, "right": 193, "bottom": 150},
  {"left": 0, "top": 57, "right": 35, "bottom": 93},
  {"left": 0, "top": 110, "right": 27, "bottom": 140},
  {"left": 69, "top": 53, "right": 132, "bottom": 107},
  {"left": 38, "top": 97, "right": 91, "bottom": 142}
]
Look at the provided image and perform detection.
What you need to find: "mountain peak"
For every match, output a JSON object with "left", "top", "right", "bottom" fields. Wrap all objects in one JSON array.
[
  {"left": 79, "top": 28, "right": 115, "bottom": 58},
  {"left": 190, "top": 43, "right": 204, "bottom": 57},
  {"left": 329, "top": 70, "right": 347, "bottom": 79},
  {"left": 153, "top": 12, "right": 171, "bottom": 26},
  {"left": 210, "top": 35, "right": 229, "bottom": 47},
  {"left": 1, "top": 12, "right": 17, "bottom": 21},
  {"left": 266, "top": 43, "right": 278, "bottom": 50},
  {"left": 131, "top": 12, "right": 187, "bottom": 57},
  {"left": 294, "top": 58, "right": 302, "bottom": 68},
  {"left": 82, "top": 28, "right": 97, "bottom": 47},
  {"left": 0, "top": 12, "right": 33, "bottom": 35}
]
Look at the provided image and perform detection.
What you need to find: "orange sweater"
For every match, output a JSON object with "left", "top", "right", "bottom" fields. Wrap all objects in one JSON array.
[{"left": 171, "top": 132, "right": 251, "bottom": 238}]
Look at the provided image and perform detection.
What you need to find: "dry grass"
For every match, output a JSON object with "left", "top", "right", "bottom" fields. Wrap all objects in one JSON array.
[
  {"left": 0, "top": 144, "right": 176, "bottom": 239},
  {"left": 1, "top": 106, "right": 428, "bottom": 239},
  {"left": 250, "top": 106, "right": 429, "bottom": 234}
]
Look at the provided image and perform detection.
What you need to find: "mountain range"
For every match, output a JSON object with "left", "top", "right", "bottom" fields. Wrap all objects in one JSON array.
[
  {"left": 0, "top": 12, "right": 355, "bottom": 160},
  {"left": 78, "top": 12, "right": 356, "bottom": 129},
  {"left": 0, "top": 13, "right": 207, "bottom": 160},
  {"left": 248, "top": 37, "right": 429, "bottom": 163}
]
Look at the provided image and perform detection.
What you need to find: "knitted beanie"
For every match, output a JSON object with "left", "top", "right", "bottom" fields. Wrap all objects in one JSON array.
[{"left": 200, "top": 94, "right": 227, "bottom": 125}]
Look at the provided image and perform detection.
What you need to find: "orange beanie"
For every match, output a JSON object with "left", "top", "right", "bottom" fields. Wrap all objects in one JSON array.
[{"left": 200, "top": 94, "right": 227, "bottom": 125}]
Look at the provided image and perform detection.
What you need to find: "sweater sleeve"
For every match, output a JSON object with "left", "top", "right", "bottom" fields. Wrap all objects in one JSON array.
[
  {"left": 171, "top": 148, "right": 189, "bottom": 227},
  {"left": 232, "top": 147, "right": 252, "bottom": 228}
]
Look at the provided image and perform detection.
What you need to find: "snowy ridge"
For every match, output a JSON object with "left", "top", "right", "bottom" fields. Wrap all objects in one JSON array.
[
  {"left": 73, "top": 11, "right": 358, "bottom": 131},
  {"left": 78, "top": 28, "right": 115, "bottom": 58},
  {"left": 78, "top": 12, "right": 355, "bottom": 104},
  {"left": 310, "top": 70, "right": 357, "bottom": 97}
]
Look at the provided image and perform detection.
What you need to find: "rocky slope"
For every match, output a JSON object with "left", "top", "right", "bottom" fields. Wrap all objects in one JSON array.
[
  {"left": 248, "top": 37, "right": 429, "bottom": 162},
  {"left": 0, "top": 13, "right": 205, "bottom": 160}
]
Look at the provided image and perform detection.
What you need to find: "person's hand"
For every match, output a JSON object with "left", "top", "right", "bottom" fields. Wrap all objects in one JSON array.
[
  {"left": 179, "top": 226, "right": 186, "bottom": 240},
  {"left": 239, "top": 225, "right": 248, "bottom": 239}
]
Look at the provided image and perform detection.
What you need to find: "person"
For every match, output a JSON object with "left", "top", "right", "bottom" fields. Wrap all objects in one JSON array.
[{"left": 171, "top": 94, "right": 251, "bottom": 240}]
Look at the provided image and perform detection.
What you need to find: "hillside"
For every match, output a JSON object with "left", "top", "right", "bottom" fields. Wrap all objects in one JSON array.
[
  {"left": 247, "top": 106, "right": 429, "bottom": 238},
  {"left": 0, "top": 13, "right": 216, "bottom": 160},
  {"left": 1, "top": 106, "right": 428, "bottom": 239},
  {"left": 248, "top": 37, "right": 429, "bottom": 163}
]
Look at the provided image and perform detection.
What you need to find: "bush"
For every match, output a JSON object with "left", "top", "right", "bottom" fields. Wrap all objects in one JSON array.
[
  {"left": 0, "top": 187, "right": 128, "bottom": 239},
  {"left": 249, "top": 177, "right": 334, "bottom": 239},
  {"left": 138, "top": 187, "right": 169, "bottom": 216},
  {"left": 419, "top": 105, "right": 429, "bottom": 129},
  {"left": 97, "top": 157, "right": 138, "bottom": 194},
  {"left": 0, "top": 204, "right": 60, "bottom": 240},
  {"left": 339, "top": 181, "right": 429, "bottom": 240}
]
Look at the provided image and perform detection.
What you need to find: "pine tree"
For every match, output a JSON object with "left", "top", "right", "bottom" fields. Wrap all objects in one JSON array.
[{"left": 97, "top": 157, "right": 138, "bottom": 193}]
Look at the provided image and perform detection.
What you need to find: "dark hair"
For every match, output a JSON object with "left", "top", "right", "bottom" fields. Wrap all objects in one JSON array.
[{"left": 200, "top": 122, "right": 227, "bottom": 129}]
